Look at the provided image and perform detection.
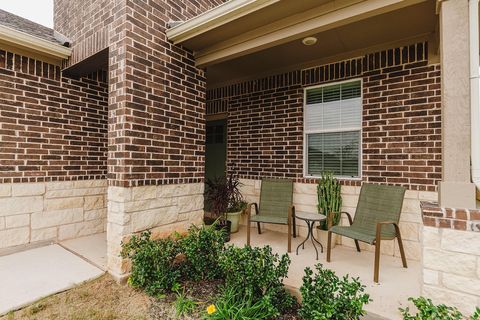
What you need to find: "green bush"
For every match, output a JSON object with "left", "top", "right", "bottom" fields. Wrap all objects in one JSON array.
[
  {"left": 180, "top": 223, "right": 225, "bottom": 281},
  {"left": 299, "top": 264, "right": 370, "bottom": 320},
  {"left": 400, "top": 297, "right": 480, "bottom": 320},
  {"left": 121, "top": 231, "right": 181, "bottom": 296},
  {"left": 203, "top": 286, "right": 278, "bottom": 320},
  {"left": 218, "top": 245, "right": 296, "bottom": 314}
]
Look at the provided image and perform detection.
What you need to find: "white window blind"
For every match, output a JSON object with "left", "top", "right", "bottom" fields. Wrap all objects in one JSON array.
[{"left": 304, "top": 80, "right": 362, "bottom": 178}]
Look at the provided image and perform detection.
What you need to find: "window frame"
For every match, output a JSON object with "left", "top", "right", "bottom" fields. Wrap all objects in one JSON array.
[{"left": 302, "top": 78, "right": 363, "bottom": 180}]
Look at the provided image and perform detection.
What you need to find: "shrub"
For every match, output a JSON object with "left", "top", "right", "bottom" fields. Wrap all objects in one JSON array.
[
  {"left": 400, "top": 297, "right": 480, "bottom": 320},
  {"left": 218, "top": 245, "right": 295, "bottom": 314},
  {"left": 180, "top": 223, "right": 225, "bottom": 281},
  {"left": 299, "top": 264, "right": 370, "bottom": 320},
  {"left": 121, "top": 231, "right": 181, "bottom": 295},
  {"left": 203, "top": 286, "right": 278, "bottom": 320}
]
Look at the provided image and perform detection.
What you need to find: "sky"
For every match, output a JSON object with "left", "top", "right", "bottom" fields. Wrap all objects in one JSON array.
[{"left": 0, "top": 0, "right": 53, "bottom": 28}]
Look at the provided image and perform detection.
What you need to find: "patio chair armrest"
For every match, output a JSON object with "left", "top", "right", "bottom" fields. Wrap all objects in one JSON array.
[
  {"left": 246, "top": 203, "right": 259, "bottom": 220},
  {"left": 327, "top": 211, "right": 354, "bottom": 229},
  {"left": 375, "top": 221, "right": 400, "bottom": 240}
]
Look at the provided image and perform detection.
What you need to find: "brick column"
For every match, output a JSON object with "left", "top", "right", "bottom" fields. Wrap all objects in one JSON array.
[{"left": 438, "top": 0, "right": 476, "bottom": 208}]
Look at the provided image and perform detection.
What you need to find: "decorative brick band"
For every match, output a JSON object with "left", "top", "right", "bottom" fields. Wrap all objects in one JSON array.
[{"left": 421, "top": 201, "right": 480, "bottom": 232}]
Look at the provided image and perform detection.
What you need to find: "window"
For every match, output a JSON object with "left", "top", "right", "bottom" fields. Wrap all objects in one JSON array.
[{"left": 304, "top": 80, "right": 362, "bottom": 178}]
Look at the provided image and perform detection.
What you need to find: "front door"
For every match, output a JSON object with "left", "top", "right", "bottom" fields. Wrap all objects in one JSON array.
[{"left": 205, "top": 119, "right": 227, "bottom": 182}]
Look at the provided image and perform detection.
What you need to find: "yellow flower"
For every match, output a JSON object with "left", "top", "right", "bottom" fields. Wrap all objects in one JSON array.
[{"left": 207, "top": 304, "right": 216, "bottom": 315}]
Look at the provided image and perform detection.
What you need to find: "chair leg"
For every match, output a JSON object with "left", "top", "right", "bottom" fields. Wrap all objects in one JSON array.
[
  {"left": 326, "top": 231, "right": 332, "bottom": 262},
  {"left": 292, "top": 215, "right": 297, "bottom": 238},
  {"left": 395, "top": 226, "right": 408, "bottom": 268},
  {"left": 257, "top": 222, "right": 261, "bottom": 234},
  {"left": 354, "top": 240, "right": 361, "bottom": 252},
  {"left": 247, "top": 222, "right": 251, "bottom": 246},
  {"left": 374, "top": 237, "right": 381, "bottom": 283},
  {"left": 288, "top": 221, "right": 292, "bottom": 253}
]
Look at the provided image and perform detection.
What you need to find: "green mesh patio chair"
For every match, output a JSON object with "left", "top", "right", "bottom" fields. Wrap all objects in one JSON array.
[
  {"left": 326, "top": 183, "right": 407, "bottom": 283},
  {"left": 246, "top": 178, "right": 296, "bottom": 252}
]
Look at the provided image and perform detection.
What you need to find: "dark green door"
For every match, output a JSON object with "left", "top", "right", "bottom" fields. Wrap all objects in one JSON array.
[{"left": 205, "top": 119, "right": 227, "bottom": 182}]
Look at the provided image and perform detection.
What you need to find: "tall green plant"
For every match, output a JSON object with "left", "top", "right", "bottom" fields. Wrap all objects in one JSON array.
[{"left": 317, "top": 172, "right": 342, "bottom": 230}]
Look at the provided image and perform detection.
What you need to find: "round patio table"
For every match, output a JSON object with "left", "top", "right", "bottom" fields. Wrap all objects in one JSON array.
[{"left": 294, "top": 211, "right": 327, "bottom": 260}]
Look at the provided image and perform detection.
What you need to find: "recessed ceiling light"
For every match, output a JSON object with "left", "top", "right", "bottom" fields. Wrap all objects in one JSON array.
[{"left": 302, "top": 36, "right": 317, "bottom": 46}]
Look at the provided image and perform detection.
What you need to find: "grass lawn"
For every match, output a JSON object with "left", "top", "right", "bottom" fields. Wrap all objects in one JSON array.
[{"left": 1, "top": 275, "right": 224, "bottom": 320}]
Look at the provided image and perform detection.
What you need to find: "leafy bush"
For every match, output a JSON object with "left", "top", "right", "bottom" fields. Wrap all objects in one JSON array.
[
  {"left": 180, "top": 223, "right": 225, "bottom": 281},
  {"left": 121, "top": 231, "right": 181, "bottom": 295},
  {"left": 299, "top": 264, "right": 370, "bottom": 320},
  {"left": 204, "top": 286, "right": 278, "bottom": 320},
  {"left": 218, "top": 245, "right": 295, "bottom": 314},
  {"left": 400, "top": 297, "right": 480, "bottom": 320}
]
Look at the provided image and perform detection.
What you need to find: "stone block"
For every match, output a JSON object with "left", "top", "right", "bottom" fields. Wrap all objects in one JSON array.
[
  {"left": 130, "top": 207, "right": 178, "bottom": 232},
  {"left": 12, "top": 183, "right": 45, "bottom": 196},
  {"left": 45, "top": 187, "right": 105, "bottom": 199},
  {"left": 58, "top": 219, "right": 105, "bottom": 240},
  {"left": 0, "top": 217, "right": 4, "bottom": 229},
  {"left": 441, "top": 228, "right": 480, "bottom": 256},
  {"left": 46, "top": 181, "right": 73, "bottom": 191},
  {"left": 85, "top": 208, "right": 106, "bottom": 221},
  {"left": 31, "top": 208, "right": 83, "bottom": 229},
  {"left": 340, "top": 185, "right": 357, "bottom": 195},
  {"left": 294, "top": 183, "right": 316, "bottom": 195},
  {"left": 177, "top": 195, "right": 203, "bottom": 213},
  {"left": 422, "top": 285, "right": 478, "bottom": 316},
  {"left": 44, "top": 197, "right": 84, "bottom": 211},
  {"left": 395, "top": 239, "right": 421, "bottom": 261},
  {"left": 0, "top": 184, "right": 11, "bottom": 197},
  {"left": 5, "top": 214, "right": 30, "bottom": 228},
  {"left": 0, "top": 197, "right": 43, "bottom": 216},
  {"left": 132, "top": 185, "right": 157, "bottom": 200},
  {"left": 342, "top": 194, "right": 359, "bottom": 207},
  {"left": 442, "top": 273, "right": 480, "bottom": 296},
  {"left": 402, "top": 198, "right": 421, "bottom": 214},
  {"left": 418, "top": 191, "right": 438, "bottom": 201},
  {"left": 399, "top": 222, "right": 419, "bottom": 241},
  {"left": 423, "top": 248, "right": 477, "bottom": 276},
  {"left": 422, "top": 226, "right": 441, "bottom": 249},
  {"left": 31, "top": 227, "right": 57, "bottom": 242},
  {"left": 404, "top": 190, "right": 419, "bottom": 200},
  {"left": 293, "top": 193, "right": 317, "bottom": 207},
  {"left": 108, "top": 186, "right": 131, "bottom": 202},
  {"left": 84, "top": 195, "right": 105, "bottom": 210},
  {"left": 423, "top": 269, "right": 440, "bottom": 285},
  {"left": 0, "top": 227, "right": 29, "bottom": 249}
]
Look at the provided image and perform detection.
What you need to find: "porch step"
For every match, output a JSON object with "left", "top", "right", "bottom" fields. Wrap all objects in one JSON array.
[{"left": 363, "top": 313, "right": 391, "bottom": 320}]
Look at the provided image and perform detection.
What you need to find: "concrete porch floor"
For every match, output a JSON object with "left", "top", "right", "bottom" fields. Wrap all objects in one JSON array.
[
  {"left": 60, "top": 232, "right": 107, "bottom": 271},
  {"left": 230, "top": 226, "right": 421, "bottom": 320}
]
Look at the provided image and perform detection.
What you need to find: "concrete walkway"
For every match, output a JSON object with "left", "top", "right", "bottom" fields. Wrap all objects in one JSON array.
[{"left": 0, "top": 244, "right": 104, "bottom": 315}]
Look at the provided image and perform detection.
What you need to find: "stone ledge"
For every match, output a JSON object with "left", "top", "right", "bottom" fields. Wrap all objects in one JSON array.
[{"left": 421, "top": 201, "right": 480, "bottom": 232}]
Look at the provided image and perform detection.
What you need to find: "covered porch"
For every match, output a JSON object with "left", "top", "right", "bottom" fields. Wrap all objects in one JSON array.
[{"left": 230, "top": 225, "right": 420, "bottom": 320}]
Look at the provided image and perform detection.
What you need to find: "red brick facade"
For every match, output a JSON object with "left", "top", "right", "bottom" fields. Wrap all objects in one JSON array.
[
  {"left": 421, "top": 201, "right": 480, "bottom": 232},
  {"left": 106, "top": 0, "right": 226, "bottom": 187},
  {"left": 207, "top": 42, "right": 441, "bottom": 191},
  {"left": 0, "top": 50, "right": 108, "bottom": 183}
]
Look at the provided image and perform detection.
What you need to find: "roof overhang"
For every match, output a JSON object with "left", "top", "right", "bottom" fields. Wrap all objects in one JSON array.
[
  {"left": 167, "top": 0, "right": 429, "bottom": 68},
  {"left": 0, "top": 24, "right": 72, "bottom": 60}
]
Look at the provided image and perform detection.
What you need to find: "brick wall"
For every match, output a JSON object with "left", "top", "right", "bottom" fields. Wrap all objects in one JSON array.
[
  {"left": 0, "top": 50, "right": 108, "bottom": 183},
  {"left": 208, "top": 42, "right": 442, "bottom": 191},
  {"left": 107, "top": 0, "right": 226, "bottom": 187}
]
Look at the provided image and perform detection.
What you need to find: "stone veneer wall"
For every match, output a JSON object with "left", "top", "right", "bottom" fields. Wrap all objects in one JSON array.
[
  {"left": 107, "top": 183, "right": 204, "bottom": 279},
  {"left": 240, "top": 179, "right": 438, "bottom": 261},
  {"left": 0, "top": 180, "right": 107, "bottom": 251},
  {"left": 421, "top": 202, "right": 480, "bottom": 315}
]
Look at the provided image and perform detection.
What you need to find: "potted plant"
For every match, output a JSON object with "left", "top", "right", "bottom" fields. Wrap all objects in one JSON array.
[
  {"left": 204, "top": 172, "right": 245, "bottom": 241},
  {"left": 316, "top": 172, "right": 342, "bottom": 248}
]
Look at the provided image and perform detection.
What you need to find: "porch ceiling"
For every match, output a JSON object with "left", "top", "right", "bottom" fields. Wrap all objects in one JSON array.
[
  {"left": 167, "top": 0, "right": 435, "bottom": 72},
  {"left": 206, "top": 0, "right": 437, "bottom": 87}
]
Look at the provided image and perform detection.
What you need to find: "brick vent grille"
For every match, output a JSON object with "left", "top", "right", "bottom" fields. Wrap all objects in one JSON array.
[
  {"left": 207, "top": 42, "right": 442, "bottom": 191},
  {"left": 0, "top": 50, "right": 108, "bottom": 183}
]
